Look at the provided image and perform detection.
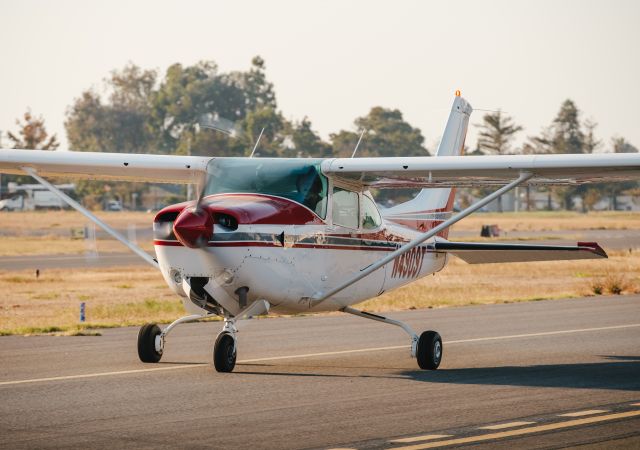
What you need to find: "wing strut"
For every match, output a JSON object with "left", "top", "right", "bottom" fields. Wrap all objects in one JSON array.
[
  {"left": 22, "top": 166, "right": 159, "bottom": 269},
  {"left": 309, "top": 171, "right": 534, "bottom": 306}
]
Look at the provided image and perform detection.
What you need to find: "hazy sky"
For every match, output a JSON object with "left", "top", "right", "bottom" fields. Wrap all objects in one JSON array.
[{"left": 1, "top": 0, "right": 638, "bottom": 153}]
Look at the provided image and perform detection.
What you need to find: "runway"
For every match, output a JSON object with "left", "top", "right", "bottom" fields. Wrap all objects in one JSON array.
[{"left": 1, "top": 295, "right": 639, "bottom": 449}]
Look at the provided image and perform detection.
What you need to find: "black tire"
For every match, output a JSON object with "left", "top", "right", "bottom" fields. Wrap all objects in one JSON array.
[
  {"left": 417, "top": 330, "right": 442, "bottom": 370},
  {"left": 213, "top": 332, "right": 236, "bottom": 373},
  {"left": 137, "top": 323, "right": 162, "bottom": 363}
]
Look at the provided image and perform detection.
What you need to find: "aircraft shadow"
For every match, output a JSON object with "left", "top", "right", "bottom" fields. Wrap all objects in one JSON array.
[
  {"left": 235, "top": 356, "right": 640, "bottom": 391},
  {"left": 400, "top": 355, "right": 640, "bottom": 392}
]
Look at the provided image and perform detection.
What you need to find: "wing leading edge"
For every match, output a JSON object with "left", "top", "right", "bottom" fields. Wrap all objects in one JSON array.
[
  {"left": 0, "top": 149, "right": 211, "bottom": 184},
  {"left": 432, "top": 241, "right": 607, "bottom": 264},
  {"left": 321, "top": 153, "right": 640, "bottom": 188}
]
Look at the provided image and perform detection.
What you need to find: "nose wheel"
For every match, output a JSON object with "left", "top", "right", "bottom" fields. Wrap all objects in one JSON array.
[
  {"left": 213, "top": 332, "right": 237, "bottom": 372},
  {"left": 417, "top": 330, "right": 442, "bottom": 370}
]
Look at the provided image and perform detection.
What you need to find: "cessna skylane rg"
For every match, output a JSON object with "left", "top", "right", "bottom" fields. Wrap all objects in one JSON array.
[{"left": 1, "top": 93, "right": 639, "bottom": 372}]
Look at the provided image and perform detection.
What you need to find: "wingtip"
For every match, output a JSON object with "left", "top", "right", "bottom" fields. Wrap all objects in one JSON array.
[{"left": 577, "top": 241, "right": 608, "bottom": 258}]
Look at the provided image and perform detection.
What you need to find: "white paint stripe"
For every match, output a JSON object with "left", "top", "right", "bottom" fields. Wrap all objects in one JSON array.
[
  {"left": 445, "top": 323, "right": 640, "bottom": 345},
  {"left": 631, "top": 402, "right": 640, "bottom": 406},
  {"left": 559, "top": 409, "right": 608, "bottom": 417},
  {"left": 238, "top": 345, "right": 404, "bottom": 363},
  {"left": 0, "top": 364, "right": 206, "bottom": 386},
  {"left": 479, "top": 421, "right": 535, "bottom": 430},
  {"left": 390, "top": 434, "right": 453, "bottom": 443},
  {"left": 1, "top": 323, "right": 638, "bottom": 387}
]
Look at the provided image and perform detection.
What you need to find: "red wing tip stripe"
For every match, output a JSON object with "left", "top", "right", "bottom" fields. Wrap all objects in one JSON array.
[{"left": 577, "top": 242, "right": 607, "bottom": 257}]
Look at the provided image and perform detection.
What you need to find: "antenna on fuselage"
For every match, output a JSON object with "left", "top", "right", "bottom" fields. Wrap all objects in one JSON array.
[
  {"left": 249, "top": 127, "right": 265, "bottom": 158},
  {"left": 350, "top": 129, "right": 366, "bottom": 158}
]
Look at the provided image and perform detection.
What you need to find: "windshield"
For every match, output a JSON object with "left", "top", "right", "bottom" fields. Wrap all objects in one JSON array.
[{"left": 205, "top": 158, "right": 328, "bottom": 218}]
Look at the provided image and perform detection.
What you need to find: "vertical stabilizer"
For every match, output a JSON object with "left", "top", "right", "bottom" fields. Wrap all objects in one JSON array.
[{"left": 382, "top": 93, "right": 473, "bottom": 237}]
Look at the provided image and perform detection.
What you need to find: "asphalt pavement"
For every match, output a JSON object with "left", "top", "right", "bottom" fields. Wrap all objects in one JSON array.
[{"left": 1, "top": 295, "right": 639, "bottom": 449}]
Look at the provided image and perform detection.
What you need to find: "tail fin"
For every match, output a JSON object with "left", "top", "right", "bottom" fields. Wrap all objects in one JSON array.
[{"left": 382, "top": 93, "right": 472, "bottom": 237}]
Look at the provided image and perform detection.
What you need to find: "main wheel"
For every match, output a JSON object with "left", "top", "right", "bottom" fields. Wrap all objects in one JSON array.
[
  {"left": 138, "top": 323, "right": 162, "bottom": 363},
  {"left": 213, "top": 332, "right": 237, "bottom": 372},
  {"left": 417, "top": 330, "right": 442, "bottom": 370}
]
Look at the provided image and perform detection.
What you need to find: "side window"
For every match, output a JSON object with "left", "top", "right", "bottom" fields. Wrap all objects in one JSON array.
[
  {"left": 332, "top": 187, "right": 359, "bottom": 229},
  {"left": 361, "top": 195, "right": 382, "bottom": 229}
]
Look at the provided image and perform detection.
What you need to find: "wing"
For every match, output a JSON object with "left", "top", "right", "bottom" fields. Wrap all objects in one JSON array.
[
  {"left": 432, "top": 241, "right": 606, "bottom": 264},
  {"left": 321, "top": 153, "right": 640, "bottom": 188},
  {"left": 0, "top": 149, "right": 211, "bottom": 184}
]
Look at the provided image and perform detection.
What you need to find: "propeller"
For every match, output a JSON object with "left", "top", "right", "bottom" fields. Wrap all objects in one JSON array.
[{"left": 172, "top": 166, "right": 214, "bottom": 249}]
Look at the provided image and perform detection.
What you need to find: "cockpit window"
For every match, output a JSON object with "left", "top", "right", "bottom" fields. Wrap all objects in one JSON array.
[
  {"left": 205, "top": 158, "right": 328, "bottom": 218},
  {"left": 332, "top": 187, "right": 359, "bottom": 229},
  {"left": 361, "top": 195, "right": 382, "bottom": 229}
]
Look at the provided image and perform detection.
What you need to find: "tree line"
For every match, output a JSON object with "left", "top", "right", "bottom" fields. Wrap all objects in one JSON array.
[{"left": 1, "top": 56, "right": 637, "bottom": 210}]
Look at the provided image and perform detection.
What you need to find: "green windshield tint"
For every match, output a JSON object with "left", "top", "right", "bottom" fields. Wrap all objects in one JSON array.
[{"left": 205, "top": 158, "right": 328, "bottom": 218}]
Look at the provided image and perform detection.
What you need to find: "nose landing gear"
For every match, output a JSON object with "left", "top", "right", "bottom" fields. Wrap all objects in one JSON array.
[
  {"left": 214, "top": 320, "right": 238, "bottom": 372},
  {"left": 137, "top": 300, "right": 270, "bottom": 373}
]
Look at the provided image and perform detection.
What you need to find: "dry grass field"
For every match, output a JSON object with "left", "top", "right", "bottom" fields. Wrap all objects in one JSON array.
[
  {"left": 1, "top": 251, "right": 638, "bottom": 336},
  {"left": 452, "top": 211, "right": 640, "bottom": 232},
  {"left": 0, "top": 210, "right": 638, "bottom": 335}
]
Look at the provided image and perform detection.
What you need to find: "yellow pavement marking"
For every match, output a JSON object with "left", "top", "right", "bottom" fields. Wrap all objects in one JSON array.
[
  {"left": 559, "top": 409, "right": 608, "bottom": 417},
  {"left": 479, "top": 421, "right": 535, "bottom": 430},
  {"left": 1, "top": 322, "right": 639, "bottom": 387},
  {"left": 390, "top": 434, "right": 453, "bottom": 443},
  {"left": 393, "top": 410, "right": 640, "bottom": 450}
]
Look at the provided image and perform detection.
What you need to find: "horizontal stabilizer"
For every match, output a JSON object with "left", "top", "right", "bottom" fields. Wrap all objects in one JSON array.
[{"left": 432, "top": 241, "right": 607, "bottom": 264}]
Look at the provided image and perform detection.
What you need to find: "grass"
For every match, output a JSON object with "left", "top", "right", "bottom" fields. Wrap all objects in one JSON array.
[
  {"left": 0, "top": 210, "right": 638, "bottom": 335},
  {"left": 452, "top": 211, "right": 640, "bottom": 232},
  {"left": 359, "top": 250, "right": 640, "bottom": 311},
  {"left": 1, "top": 250, "right": 639, "bottom": 335}
]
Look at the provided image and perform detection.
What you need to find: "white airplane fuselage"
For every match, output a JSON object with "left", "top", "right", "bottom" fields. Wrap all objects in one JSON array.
[{"left": 153, "top": 193, "right": 449, "bottom": 316}]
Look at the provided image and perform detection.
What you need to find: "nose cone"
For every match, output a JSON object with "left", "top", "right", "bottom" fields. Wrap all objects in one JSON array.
[{"left": 172, "top": 207, "right": 214, "bottom": 248}]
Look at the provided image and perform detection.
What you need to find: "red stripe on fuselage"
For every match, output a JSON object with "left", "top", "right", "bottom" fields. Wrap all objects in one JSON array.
[{"left": 153, "top": 239, "right": 400, "bottom": 251}]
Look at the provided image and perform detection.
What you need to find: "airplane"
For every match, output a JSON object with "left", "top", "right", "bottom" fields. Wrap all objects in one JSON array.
[{"left": 1, "top": 92, "right": 639, "bottom": 372}]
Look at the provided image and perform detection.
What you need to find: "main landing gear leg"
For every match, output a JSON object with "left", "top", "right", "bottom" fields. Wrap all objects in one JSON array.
[
  {"left": 341, "top": 306, "right": 443, "bottom": 370},
  {"left": 137, "top": 313, "right": 216, "bottom": 363}
]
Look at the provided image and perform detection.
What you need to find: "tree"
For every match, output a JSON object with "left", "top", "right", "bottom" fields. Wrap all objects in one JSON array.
[
  {"left": 285, "top": 117, "right": 332, "bottom": 158},
  {"left": 475, "top": 111, "right": 522, "bottom": 211},
  {"left": 66, "top": 64, "right": 158, "bottom": 154},
  {"left": 476, "top": 111, "right": 522, "bottom": 155},
  {"left": 152, "top": 57, "right": 277, "bottom": 156},
  {"left": 3, "top": 110, "right": 60, "bottom": 186},
  {"left": 64, "top": 57, "right": 279, "bottom": 206},
  {"left": 7, "top": 110, "right": 59, "bottom": 150},
  {"left": 238, "top": 107, "right": 287, "bottom": 157},
  {"left": 330, "top": 107, "right": 427, "bottom": 158},
  {"left": 611, "top": 136, "right": 639, "bottom": 153},
  {"left": 605, "top": 136, "right": 639, "bottom": 209},
  {"left": 550, "top": 99, "right": 585, "bottom": 154},
  {"left": 330, "top": 107, "right": 428, "bottom": 204},
  {"left": 583, "top": 118, "right": 602, "bottom": 154},
  {"left": 531, "top": 100, "right": 586, "bottom": 210}
]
